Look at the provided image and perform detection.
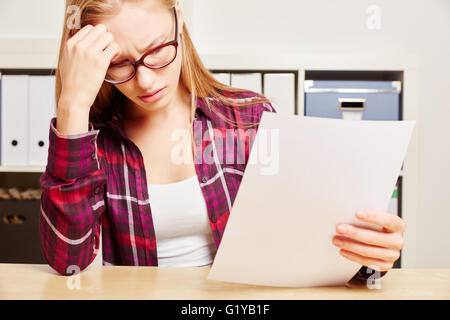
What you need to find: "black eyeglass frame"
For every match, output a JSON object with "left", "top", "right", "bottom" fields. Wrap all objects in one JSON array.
[{"left": 104, "top": 7, "right": 179, "bottom": 84}]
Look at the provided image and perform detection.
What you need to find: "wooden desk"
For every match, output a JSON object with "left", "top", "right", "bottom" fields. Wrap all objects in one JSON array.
[{"left": 0, "top": 264, "right": 449, "bottom": 300}]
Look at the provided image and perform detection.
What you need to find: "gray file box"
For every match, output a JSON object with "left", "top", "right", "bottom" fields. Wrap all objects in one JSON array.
[{"left": 304, "top": 80, "right": 401, "bottom": 120}]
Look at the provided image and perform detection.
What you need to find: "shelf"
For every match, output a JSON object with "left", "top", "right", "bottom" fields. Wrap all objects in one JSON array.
[
  {"left": 0, "top": 166, "right": 45, "bottom": 173},
  {"left": 0, "top": 37, "right": 59, "bottom": 69}
]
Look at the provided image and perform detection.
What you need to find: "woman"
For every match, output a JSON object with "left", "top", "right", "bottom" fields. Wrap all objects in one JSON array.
[{"left": 40, "top": 0, "right": 405, "bottom": 282}]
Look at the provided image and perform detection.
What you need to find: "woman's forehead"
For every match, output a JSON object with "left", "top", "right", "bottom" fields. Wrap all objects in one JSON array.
[{"left": 99, "top": 3, "right": 172, "bottom": 59}]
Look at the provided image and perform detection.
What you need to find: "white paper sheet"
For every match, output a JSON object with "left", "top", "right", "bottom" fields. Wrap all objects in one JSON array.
[{"left": 207, "top": 113, "right": 415, "bottom": 287}]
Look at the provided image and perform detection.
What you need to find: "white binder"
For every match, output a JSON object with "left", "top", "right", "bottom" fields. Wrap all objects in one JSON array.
[
  {"left": 231, "top": 73, "right": 262, "bottom": 94},
  {"left": 212, "top": 73, "right": 231, "bottom": 86},
  {"left": 1, "top": 75, "right": 29, "bottom": 166},
  {"left": 28, "top": 75, "right": 57, "bottom": 166},
  {"left": 263, "top": 73, "right": 295, "bottom": 115},
  {"left": 213, "top": 73, "right": 231, "bottom": 86}
]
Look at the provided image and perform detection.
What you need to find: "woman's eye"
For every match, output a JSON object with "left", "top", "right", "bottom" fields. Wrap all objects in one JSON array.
[{"left": 111, "top": 61, "right": 127, "bottom": 67}]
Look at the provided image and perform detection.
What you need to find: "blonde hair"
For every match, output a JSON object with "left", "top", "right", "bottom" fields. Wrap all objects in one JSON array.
[{"left": 57, "top": 0, "right": 271, "bottom": 130}]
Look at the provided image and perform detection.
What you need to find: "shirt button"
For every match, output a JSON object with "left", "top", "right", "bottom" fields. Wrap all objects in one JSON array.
[
  {"left": 202, "top": 176, "right": 207, "bottom": 183},
  {"left": 91, "top": 153, "right": 97, "bottom": 160},
  {"left": 94, "top": 186, "right": 101, "bottom": 194},
  {"left": 210, "top": 215, "right": 217, "bottom": 223}
]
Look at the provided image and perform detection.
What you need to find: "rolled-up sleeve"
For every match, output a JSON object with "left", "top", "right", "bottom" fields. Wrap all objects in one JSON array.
[{"left": 39, "top": 118, "right": 107, "bottom": 275}]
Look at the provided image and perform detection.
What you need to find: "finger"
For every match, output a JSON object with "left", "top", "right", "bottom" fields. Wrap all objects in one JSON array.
[
  {"left": 333, "top": 236, "right": 400, "bottom": 263},
  {"left": 356, "top": 210, "right": 405, "bottom": 233},
  {"left": 103, "top": 42, "right": 122, "bottom": 63},
  {"left": 79, "top": 23, "right": 108, "bottom": 47},
  {"left": 92, "top": 31, "right": 115, "bottom": 52},
  {"left": 68, "top": 24, "right": 94, "bottom": 42},
  {"left": 336, "top": 223, "right": 404, "bottom": 250},
  {"left": 339, "top": 249, "right": 394, "bottom": 272}
]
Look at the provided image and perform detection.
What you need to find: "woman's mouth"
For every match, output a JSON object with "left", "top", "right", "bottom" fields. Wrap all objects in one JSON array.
[{"left": 138, "top": 87, "right": 166, "bottom": 103}]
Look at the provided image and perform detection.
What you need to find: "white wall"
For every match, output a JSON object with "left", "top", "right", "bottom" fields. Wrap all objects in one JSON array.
[
  {"left": 0, "top": 0, "right": 65, "bottom": 38},
  {"left": 0, "top": 0, "right": 189, "bottom": 39},
  {"left": 189, "top": 0, "right": 450, "bottom": 268}
]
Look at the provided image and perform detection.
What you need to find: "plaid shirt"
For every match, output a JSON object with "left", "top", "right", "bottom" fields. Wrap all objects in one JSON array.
[{"left": 39, "top": 90, "right": 383, "bottom": 281}]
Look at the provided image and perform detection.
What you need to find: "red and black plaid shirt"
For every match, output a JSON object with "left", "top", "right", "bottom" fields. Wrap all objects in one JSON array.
[{"left": 39, "top": 90, "right": 382, "bottom": 281}]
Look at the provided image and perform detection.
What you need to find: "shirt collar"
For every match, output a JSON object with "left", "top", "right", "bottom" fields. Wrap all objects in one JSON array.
[{"left": 195, "top": 96, "right": 214, "bottom": 120}]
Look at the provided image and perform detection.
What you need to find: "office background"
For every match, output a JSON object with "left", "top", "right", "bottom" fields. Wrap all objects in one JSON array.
[{"left": 0, "top": 0, "right": 449, "bottom": 269}]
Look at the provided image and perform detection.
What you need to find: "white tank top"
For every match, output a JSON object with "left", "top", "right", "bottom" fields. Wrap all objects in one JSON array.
[{"left": 147, "top": 174, "right": 217, "bottom": 267}]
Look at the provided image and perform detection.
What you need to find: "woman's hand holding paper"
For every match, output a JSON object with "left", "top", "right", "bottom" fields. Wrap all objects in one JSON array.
[{"left": 332, "top": 210, "right": 406, "bottom": 272}]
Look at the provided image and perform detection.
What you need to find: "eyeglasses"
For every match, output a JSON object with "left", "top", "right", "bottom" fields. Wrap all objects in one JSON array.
[{"left": 104, "top": 7, "right": 179, "bottom": 84}]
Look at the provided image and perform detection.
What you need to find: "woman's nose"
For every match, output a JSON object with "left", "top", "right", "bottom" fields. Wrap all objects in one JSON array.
[{"left": 135, "top": 64, "right": 157, "bottom": 88}]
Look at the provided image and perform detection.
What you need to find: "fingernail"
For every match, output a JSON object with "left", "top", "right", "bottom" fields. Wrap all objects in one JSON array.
[
  {"left": 337, "top": 224, "right": 348, "bottom": 234},
  {"left": 356, "top": 211, "right": 367, "bottom": 219},
  {"left": 333, "top": 239, "right": 344, "bottom": 246}
]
